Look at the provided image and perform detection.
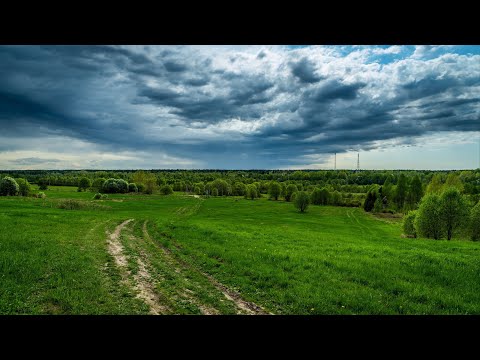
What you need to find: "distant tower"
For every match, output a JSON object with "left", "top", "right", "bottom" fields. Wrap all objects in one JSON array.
[
  {"left": 357, "top": 152, "right": 360, "bottom": 171},
  {"left": 334, "top": 153, "right": 336, "bottom": 170}
]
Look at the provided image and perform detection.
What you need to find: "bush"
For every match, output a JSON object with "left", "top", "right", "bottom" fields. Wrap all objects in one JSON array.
[
  {"left": 92, "top": 177, "right": 106, "bottom": 190},
  {"left": 137, "top": 183, "right": 146, "bottom": 193},
  {"left": 160, "top": 184, "right": 173, "bottom": 195},
  {"left": 294, "top": 191, "right": 310, "bottom": 212},
  {"left": 0, "top": 177, "right": 19, "bottom": 196},
  {"left": 101, "top": 194, "right": 108, "bottom": 200},
  {"left": 38, "top": 178, "right": 48, "bottom": 190},
  {"left": 78, "top": 177, "right": 92, "bottom": 192},
  {"left": 403, "top": 210, "right": 417, "bottom": 238},
  {"left": 245, "top": 184, "right": 257, "bottom": 200},
  {"left": 471, "top": 201, "right": 480, "bottom": 241},
  {"left": 36, "top": 192, "right": 46, "bottom": 199},
  {"left": 285, "top": 184, "right": 298, "bottom": 202},
  {"left": 211, "top": 188, "right": 219, "bottom": 196},
  {"left": 128, "top": 183, "right": 138, "bottom": 193},
  {"left": 414, "top": 194, "right": 443, "bottom": 240},
  {"left": 57, "top": 199, "right": 84, "bottom": 210},
  {"left": 268, "top": 181, "right": 281, "bottom": 200},
  {"left": 311, "top": 187, "right": 330, "bottom": 205},
  {"left": 16, "top": 178, "right": 32, "bottom": 197},
  {"left": 93, "top": 193, "right": 102, "bottom": 200},
  {"left": 102, "top": 178, "right": 129, "bottom": 194}
]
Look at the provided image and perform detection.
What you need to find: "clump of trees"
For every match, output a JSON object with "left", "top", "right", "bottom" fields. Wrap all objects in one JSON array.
[
  {"left": 0, "top": 177, "right": 19, "bottom": 196},
  {"left": 16, "top": 178, "right": 32, "bottom": 197},
  {"left": 412, "top": 187, "right": 469, "bottom": 240}
]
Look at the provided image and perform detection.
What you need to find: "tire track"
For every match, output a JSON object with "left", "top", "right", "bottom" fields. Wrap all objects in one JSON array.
[
  {"left": 143, "top": 221, "right": 272, "bottom": 315},
  {"left": 107, "top": 219, "right": 170, "bottom": 315}
]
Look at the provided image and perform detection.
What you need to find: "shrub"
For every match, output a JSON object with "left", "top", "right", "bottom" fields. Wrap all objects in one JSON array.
[
  {"left": 211, "top": 188, "right": 219, "bottom": 196},
  {"left": 160, "top": 184, "right": 173, "bottom": 195},
  {"left": 128, "top": 183, "right": 138, "bottom": 193},
  {"left": 93, "top": 193, "right": 102, "bottom": 200},
  {"left": 0, "top": 177, "right": 19, "bottom": 196},
  {"left": 403, "top": 210, "right": 417, "bottom": 238},
  {"left": 101, "top": 194, "right": 108, "bottom": 200},
  {"left": 16, "top": 178, "right": 32, "bottom": 197},
  {"left": 414, "top": 194, "right": 443, "bottom": 240},
  {"left": 78, "top": 177, "right": 92, "bottom": 192},
  {"left": 285, "top": 184, "right": 298, "bottom": 202},
  {"left": 102, "top": 178, "right": 129, "bottom": 194},
  {"left": 439, "top": 187, "right": 469, "bottom": 240},
  {"left": 36, "top": 192, "right": 46, "bottom": 199},
  {"left": 311, "top": 187, "right": 330, "bottom": 205},
  {"left": 245, "top": 184, "right": 257, "bottom": 200},
  {"left": 38, "top": 178, "right": 48, "bottom": 190},
  {"left": 137, "top": 183, "right": 146, "bottom": 193},
  {"left": 294, "top": 191, "right": 310, "bottom": 213},
  {"left": 57, "top": 199, "right": 84, "bottom": 210},
  {"left": 92, "top": 177, "right": 106, "bottom": 190},
  {"left": 471, "top": 201, "right": 480, "bottom": 241},
  {"left": 268, "top": 181, "right": 282, "bottom": 200}
]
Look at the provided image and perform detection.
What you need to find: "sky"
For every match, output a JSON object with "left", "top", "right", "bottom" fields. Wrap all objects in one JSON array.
[{"left": 0, "top": 45, "right": 479, "bottom": 170}]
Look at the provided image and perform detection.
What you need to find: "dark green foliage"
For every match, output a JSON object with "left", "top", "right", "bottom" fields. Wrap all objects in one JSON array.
[
  {"left": 268, "top": 181, "right": 281, "bottom": 200},
  {"left": 78, "top": 177, "right": 92, "bottom": 192},
  {"left": 294, "top": 191, "right": 310, "bottom": 212},
  {"left": 330, "top": 190, "right": 342, "bottom": 206},
  {"left": 92, "top": 177, "right": 106, "bottom": 190},
  {"left": 311, "top": 187, "right": 330, "bottom": 205},
  {"left": 136, "top": 183, "right": 146, "bottom": 193},
  {"left": 102, "top": 178, "right": 129, "bottom": 194},
  {"left": 93, "top": 193, "right": 102, "bottom": 200},
  {"left": 363, "top": 190, "right": 377, "bottom": 212},
  {"left": 373, "top": 197, "right": 383, "bottom": 213},
  {"left": 16, "top": 178, "right": 32, "bottom": 197},
  {"left": 439, "top": 187, "right": 469, "bottom": 240},
  {"left": 160, "top": 185, "right": 174, "bottom": 195},
  {"left": 0, "top": 177, "right": 19, "bottom": 196},
  {"left": 415, "top": 194, "right": 443, "bottom": 240},
  {"left": 285, "top": 184, "right": 298, "bottom": 202},
  {"left": 395, "top": 174, "right": 408, "bottom": 210},
  {"left": 211, "top": 188, "right": 219, "bottom": 196},
  {"left": 128, "top": 183, "right": 138, "bottom": 193},
  {"left": 233, "top": 182, "right": 246, "bottom": 196},
  {"left": 471, "top": 201, "right": 480, "bottom": 241},
  {"left": 245, "top": 184, "right": 257, "bottom": 200},
  {"left": 38, "top": 177, "right": 49, "bottom": 190},
  {"left": 403, "top": 211, "right": 417, "bottom": 238},
  {"left": 407, "top": 175, "right": 423, "bottom": 208}
]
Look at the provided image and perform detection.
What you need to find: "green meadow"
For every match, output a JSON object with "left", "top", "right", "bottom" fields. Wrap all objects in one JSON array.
[{"left": 1, "top": 186, "right": 479, "bottom": 314}]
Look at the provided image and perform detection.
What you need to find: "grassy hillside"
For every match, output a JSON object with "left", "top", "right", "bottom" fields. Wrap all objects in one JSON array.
[{"left": 1, "top": 186, "right": 479, "bottom": 314}]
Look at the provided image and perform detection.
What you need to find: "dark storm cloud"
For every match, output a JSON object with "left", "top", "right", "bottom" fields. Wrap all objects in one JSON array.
[
  {"left": 0, "top": 45, "right": 479, "bottom": 169},
  {"left": 290, "top": 58, "right": 323, "bottom": 83}
]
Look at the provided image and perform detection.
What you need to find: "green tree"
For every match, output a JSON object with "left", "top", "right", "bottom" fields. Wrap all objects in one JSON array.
[
  {"left": 294, "top": 191, "right": 310, "bottom": 213},
  {"left": 395, "top": 173, "right": 408, "bottom": 210},
  {"left": 16, "top": 178, "right": 32, "bottom": 197},
  {"left": 408, "top": 175, "right": 423, "bottom": 208},
  {"left": 268, "top": 181, "right": 281, "bottom": 200},
  {"left": 470, "top": 201, "right": 480, "bottom": 241},
  {"left": 0, "top": 177, "right": 19, "bottom": 196},
  {"left": 211, "top": 188, "right": 219, "bottom": 196},
  {"left": 403, "top": 210, "right": 417, "bottom": 238},
  {"left": 373, "top": 197, "right": 383, "bottom": 213},
  {"left": 414, "top": 194, "right": 444, "bottom": 240},
  {"left": 330, "top": 190, "right": 342, "bottom": 206},
  {"left": 160, "top": 185, "right": 173, "bottom": 195},
  {"left": 245, "top": 184, "right": 257, "bottom": 200},
  {"left": 78, "top": 177, "right": 92, "bottom": 192},
  {"left": 128, "top": 183, "right": 138, "bottom": 193},
  {"left": 443, "top": 173, "right": 464, "bottom": 193},
  {"left": 363, "top": 190, "right": 377, "bottom": 212},
  {"left": 439, "top": 187, "right": 469, "bottom": 240},
  {"left": 426, "top": 173, "right": 443, "bottom": 194},
  {"left": 285, "top": 184, "right": 298, "bottom": 202},
  {"left": 38, "top": 177, "right": 48, "bottom": 190}
]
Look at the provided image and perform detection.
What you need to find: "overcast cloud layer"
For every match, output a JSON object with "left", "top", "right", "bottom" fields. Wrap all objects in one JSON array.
[{"left": 0, "top": 45, "right": 479, "bottom": 170}]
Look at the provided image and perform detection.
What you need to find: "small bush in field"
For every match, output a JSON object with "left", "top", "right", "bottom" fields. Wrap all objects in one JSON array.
[
  {"left": 0, "top": 177, "right": 19, "bottom": 196},
  {"left": 128, "top": 183, "right": 138, "bottom": 193},
  {"left": 93, "top": 193, "right": 102, "bottom": 200},
  {"left": 403, "top": 210, "right": 417, "bottom": 238},
  {"left": 36, "top": 192, "right": 46, "bottom": 199}
]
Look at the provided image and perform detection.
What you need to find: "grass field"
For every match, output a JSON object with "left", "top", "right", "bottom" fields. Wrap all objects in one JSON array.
[{"left": 1, "top": 186, "right": 479, "bottom": 314}]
